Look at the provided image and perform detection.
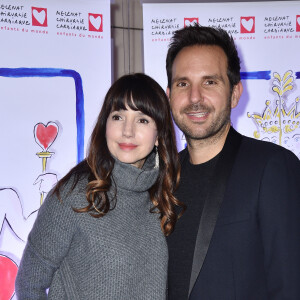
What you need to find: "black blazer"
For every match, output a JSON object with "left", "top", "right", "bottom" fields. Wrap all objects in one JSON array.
[{"left": 170, "top": 128, "right": 300, "bottom": 299}]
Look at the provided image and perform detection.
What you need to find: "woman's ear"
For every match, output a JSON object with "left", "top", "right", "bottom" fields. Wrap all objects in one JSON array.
[{"left": 155, "top": 137, "right": 159, "bottom": 147}]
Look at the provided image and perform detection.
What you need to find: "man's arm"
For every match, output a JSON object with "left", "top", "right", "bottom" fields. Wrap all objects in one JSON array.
[{"left": 259, "top": 148, "right": 300, "bottom": 298}]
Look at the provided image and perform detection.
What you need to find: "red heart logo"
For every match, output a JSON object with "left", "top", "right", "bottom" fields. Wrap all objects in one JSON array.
[
  {"left": 0, "top": 255, "right": 18, "bottom": 300},
  {"left": 34, "top": 122, "right": 59, "bottom": 151}
]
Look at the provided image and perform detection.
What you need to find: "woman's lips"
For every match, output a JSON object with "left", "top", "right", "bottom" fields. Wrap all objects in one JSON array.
[{"left": 118, "top": 143, "right": 138, "bottom": 150}]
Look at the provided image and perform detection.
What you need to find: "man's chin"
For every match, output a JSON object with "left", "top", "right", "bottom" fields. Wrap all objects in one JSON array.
[{"left": 183, "top": 123, "right": 231, "bottom": 142}]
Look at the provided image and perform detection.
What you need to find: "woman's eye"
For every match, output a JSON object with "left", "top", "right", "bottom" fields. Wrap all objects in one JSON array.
[
  {"left": 112, "top": 115, "right": 121, "bottom": 121},
  {"left": 138, "top": 118, "right": 149, "bottom": 124}
]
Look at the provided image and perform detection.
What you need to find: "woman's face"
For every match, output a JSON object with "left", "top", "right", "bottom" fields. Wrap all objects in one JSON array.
[{"left": 106, "top": 104, "right": 158, "bottom": 168}]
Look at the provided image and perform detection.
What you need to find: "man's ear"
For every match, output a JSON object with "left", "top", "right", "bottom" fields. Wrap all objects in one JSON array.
[
  {"left": 166, "top": 87, "right": 171, "bottom": 100},
  {"left": 231, "top": 81, "right": 243, "bottom": 109}
]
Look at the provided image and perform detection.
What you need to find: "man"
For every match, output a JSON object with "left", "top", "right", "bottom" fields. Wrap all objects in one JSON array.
[{"left": 166, "top": 24, "right": 300, "bottom": 299}]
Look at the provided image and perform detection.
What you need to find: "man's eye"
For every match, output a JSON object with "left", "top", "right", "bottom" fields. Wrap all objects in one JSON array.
[
  {"left": 177, "top": 82, "right": 188, "bottom": 87},
  {"left": 205, "top": 80, "right": 216, "bottom": 85}
]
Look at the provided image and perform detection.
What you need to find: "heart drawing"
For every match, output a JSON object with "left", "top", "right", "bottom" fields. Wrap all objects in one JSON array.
[
  {"left": 34, "top": 122, "right": 59, "bottom": 151},
  {"left": 90, "top": 15, "right": 102, "bottom": 30},
  {"left": 0, "top": 255, "right": 18, "bottom": 300},
  {"left": 33, "top": 9, "right": 46, "bottom": 25},
  {"left": 241, "top": 18, "right": 254, "bottom": 32}
]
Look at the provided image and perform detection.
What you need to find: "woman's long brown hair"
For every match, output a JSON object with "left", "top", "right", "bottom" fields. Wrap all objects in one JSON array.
[{"left": 53, "top": 73, "right": 185, "bottom": 236}]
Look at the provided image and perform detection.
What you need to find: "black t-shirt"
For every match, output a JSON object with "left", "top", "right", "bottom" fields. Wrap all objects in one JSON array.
[{"left": 167, "top": 152, "right": 219, "bottom": 300}]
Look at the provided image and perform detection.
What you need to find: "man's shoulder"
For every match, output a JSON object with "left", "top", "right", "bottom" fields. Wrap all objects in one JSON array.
[
  {"left": 240, "top": 133, "right": 291, "bottom": 152},
  {"left": 230, "top": 127, "right": 282, "bottom": 150},
  {"left": 178, "top": 129, "right": 299, "bottom": 164},
  {"left": 178, "top": 132, "right": 287, "bottom": 158},
  {"left": 236, "top": 132, "right": 299, "bottom": 166}
]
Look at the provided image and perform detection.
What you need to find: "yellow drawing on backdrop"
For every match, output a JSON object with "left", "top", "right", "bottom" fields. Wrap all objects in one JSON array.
[{"left": 248, "top": 71, "right": 300, "bottom": 157}]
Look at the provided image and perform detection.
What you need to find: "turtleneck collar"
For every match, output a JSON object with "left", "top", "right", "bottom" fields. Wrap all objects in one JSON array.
[{"left": 111, "top": 152, "right": 159, "bottom": 193}]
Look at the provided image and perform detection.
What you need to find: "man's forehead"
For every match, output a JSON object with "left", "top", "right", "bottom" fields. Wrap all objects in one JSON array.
[
  {"left": 171, "top": 45, "right": 228, "bottom": 74},
  {"left": 174, "top": 44, "right": 227, "bottom": 61}
]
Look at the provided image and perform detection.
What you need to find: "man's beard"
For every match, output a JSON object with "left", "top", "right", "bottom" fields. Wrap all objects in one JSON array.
[{"left": 174, "top": 98, "right": 232, "bottom": 142}]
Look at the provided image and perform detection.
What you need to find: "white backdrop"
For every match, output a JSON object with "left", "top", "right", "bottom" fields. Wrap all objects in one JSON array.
[
  {"left": 0, "top": 0, "right": 111, "bottom": 298},
  {"left": 143, "top": 1, "right": 300, "bottom": 157}
]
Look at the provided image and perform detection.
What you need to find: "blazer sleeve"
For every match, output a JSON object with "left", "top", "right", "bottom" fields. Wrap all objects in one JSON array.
[
  {"left": 15, "top": 188, "right": 77, "bottom": 299},
  {"left": 258, "top": 148, "right": 300, "bottom": 299}
]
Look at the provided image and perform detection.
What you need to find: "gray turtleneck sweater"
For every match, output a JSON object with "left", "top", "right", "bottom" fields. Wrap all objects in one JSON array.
[{"left": 15, "top": 156, "right": 168, "bottom": 299}]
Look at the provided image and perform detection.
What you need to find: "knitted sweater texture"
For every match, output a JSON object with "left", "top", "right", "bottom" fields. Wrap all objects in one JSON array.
[{"left": 15, "top": 156, "right": 168, "bottom": 299}]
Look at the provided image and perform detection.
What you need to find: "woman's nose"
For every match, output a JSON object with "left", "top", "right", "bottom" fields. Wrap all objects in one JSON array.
[{"left": 122, "top": 120, "right": 134, "bottom": 138}]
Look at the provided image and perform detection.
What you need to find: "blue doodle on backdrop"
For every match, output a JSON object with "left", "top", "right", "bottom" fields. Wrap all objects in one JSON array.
[
  {"left": 0, "top": 68, "right": 84, "bottom": 163},
  {"left": 240, "top": 71, "right": 271, "bottom": 80}
]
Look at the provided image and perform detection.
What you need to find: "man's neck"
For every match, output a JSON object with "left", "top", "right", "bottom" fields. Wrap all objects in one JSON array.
[{"left": 187, "top": 124, "right": 230, "bottom": 165}]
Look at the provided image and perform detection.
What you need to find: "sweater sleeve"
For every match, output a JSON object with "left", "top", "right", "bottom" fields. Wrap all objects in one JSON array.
[
  {"left": 258, "top": 148, "right": 300, "bottom": 299},
  {"left": 15, "top": 186, "right": 77, "bottom": 299}
]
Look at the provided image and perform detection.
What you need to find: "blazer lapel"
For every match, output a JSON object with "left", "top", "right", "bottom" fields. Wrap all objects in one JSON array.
[{"left": 188, "top": 128, "right": 242, "bottom": 297}]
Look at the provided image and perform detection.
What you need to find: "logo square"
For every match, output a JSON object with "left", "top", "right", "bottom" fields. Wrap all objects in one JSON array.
[
  {"left": 296, "top": 15, "right": 300, "bottom": 32},
  {"left": 32, "top": 7, "right": 47, "bottom": 27},
  {"left": 88, "top": 13, "right": 103, "bottom": 32},
  {"left": 184, "top": 18, "right": 198, "bottom": 27},
  {"left": 240, "top": 16, "right": 255, "bottom": 33}
]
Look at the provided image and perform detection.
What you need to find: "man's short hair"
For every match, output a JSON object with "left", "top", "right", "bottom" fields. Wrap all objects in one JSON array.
[{"left": 166, "top": 24, "right": 241, "bottom": 90}]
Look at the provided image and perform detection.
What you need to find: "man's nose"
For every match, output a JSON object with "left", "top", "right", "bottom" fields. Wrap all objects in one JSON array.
[
  {"left": 190, "top": 85, "right": 203, "bottom": 104},
  {"left": 122, "top": 120, "right": 134, "bottom": 138}
]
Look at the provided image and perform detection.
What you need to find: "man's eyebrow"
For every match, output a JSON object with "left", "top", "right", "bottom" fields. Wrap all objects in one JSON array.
[
  {"left": 203, "top": 74, "right": 225, "bottom": 83},
  {"left": 171, "top": 74, "right": 226, "bottom": 85},
  {"left": 171, "top": 76, "right": 188, "bottom": 85}
]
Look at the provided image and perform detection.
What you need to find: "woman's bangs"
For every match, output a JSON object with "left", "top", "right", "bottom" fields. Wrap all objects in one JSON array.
[
  {"left": 129, "top": 89, "right": 158, "bottom": 119},
  {"left": 110, "top": 89, "right": 132, "bottom": 112},
  {"left": 110, "top": 88, "right": 155, "bottom": 119},
  {"left": 108, "top": 76, "right": 163, "bottom": 127}
]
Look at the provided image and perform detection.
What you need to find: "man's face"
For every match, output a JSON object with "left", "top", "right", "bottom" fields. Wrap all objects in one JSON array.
[{"left": 167, "top": 45, "right": 240, "bottom": 142}]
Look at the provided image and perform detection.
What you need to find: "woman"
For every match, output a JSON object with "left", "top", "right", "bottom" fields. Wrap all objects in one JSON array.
[{"left": 15, "top": 73, "right": 183, "bottom": 299}]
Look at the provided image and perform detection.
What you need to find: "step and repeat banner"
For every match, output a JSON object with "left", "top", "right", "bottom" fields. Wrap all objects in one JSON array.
[
  {"left": 0, "top": 0, "right": 110, "bottom": 298},
  {"left": 143, "top": 1, "right": 300, "bottom": 158}
]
